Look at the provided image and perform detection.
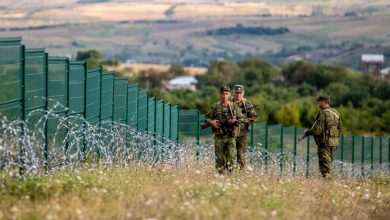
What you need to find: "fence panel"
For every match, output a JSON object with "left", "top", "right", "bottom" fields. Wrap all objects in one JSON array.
[
  {"left": 199, "top": 114, "right": 213, "bottom": 145},
  {"left": 0, "top": 37, "right": 23, "bottom": 121},
  {"left": 137, "top": 91, "right": 147, "bottom": 132},
  {"left": 127, "top": 84, "right": 138, "bottom": 128},
  {"left": 147, "top": 97, "right": 156, "bottom": 134},
  {"left": 179, "top": 109, "right": 199, "bottom": 142},
  {"left": 170, "top": 105, "right": 179, "bottom": 142},
  {"left": 24, "top": 48, "right": 47, "bottom": 131},
  {"left": 100, "top": 72, "right": 114, "bottom": 121},
  {"left": 163, "top": 103, "right": 171, "bottom": 138},
  {"left": 24, "top": 48, "right": 47, "bottom": 164},
  {"left": 47, "top": 56, "right": 69, "bottom": 166},
  {"left": 68, "top": 62, "right": 86, "bottom": 117},
  {"left": 85, "top": 67, "right": 101, "bottom": 125},
  {"left": 155, "top": 100, "right": 163, "bottom": 136},
  {"left": 113, "top": 77, "right": 127, "bottom": 123}
]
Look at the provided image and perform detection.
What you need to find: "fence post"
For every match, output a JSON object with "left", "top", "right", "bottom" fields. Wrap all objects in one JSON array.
[
  {"left": 293, "top": 127, "right": 297, "bottom": 174},
  {"left": 280, "top": 126, "right": 284, "bottom": 176},
  {"left": 19, "top": 45, "right": 26, "bottom": 175},
  {"left": 388, "top": 137, "right": 390, "bottom": 171},
  {"left": 153, "top": 98, "right": 157, "bottom": 146},
  {"left": 196, "top": 110, "right": 200, "bottom": 160},
  {"left": 82, "top": 62, "right": 88, "bottom": 160},
  {"left": 44, "top": 52, "right": 49, "bottom": 169},
  {"left": 306, "top": 136, "right": 310, "bottom": 177},
  {"left": 175, "top": 106, "right": 180, "bottom": 144},
  {"left": 65, "top": 58, "right": 70, "bottom": 162},
  {"left": 21, "top": 45, "right": 26, "bottom": 122},
  {"left": 361, "top": 136, "right": 365, "bottom": 177}
]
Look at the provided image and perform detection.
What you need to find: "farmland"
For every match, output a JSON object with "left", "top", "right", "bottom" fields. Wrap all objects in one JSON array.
[{"left": 0, "top": 0, "right": 389, "bottom": 68}]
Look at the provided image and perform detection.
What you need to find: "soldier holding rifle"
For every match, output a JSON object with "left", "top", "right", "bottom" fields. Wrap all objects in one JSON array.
[
  {"left": 301, "top": 95, "right": 342, "bottom": 178},
  {"left": 230, "top": 85, "right": 257, "bottom": 170},
  {"left": 204, "top": 85, "right": 245, "bottom": 174}
]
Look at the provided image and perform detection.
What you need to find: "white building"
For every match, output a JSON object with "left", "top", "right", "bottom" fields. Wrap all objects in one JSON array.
[
  {"left": 360, "top": 54, "right": 385, "bottom": 75},
  {"left": 380, "top": 67, "right": 390, "bottom": 78},
  {"left": 166, "top": 76, "right": 198, "bottom": 91}
]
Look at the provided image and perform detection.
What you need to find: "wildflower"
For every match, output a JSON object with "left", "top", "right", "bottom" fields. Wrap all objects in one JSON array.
[
  {"left": 126, "top": 212, "right": 132, "bottom": 219},
  {"left": 10, "top": 206, "right": 18, "bottom": 213}
]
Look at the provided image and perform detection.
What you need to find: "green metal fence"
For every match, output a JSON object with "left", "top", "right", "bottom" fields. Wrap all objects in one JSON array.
[
  {"left": 179, "top": 109, "right": 390, "bottom": 176},
  {"left": 0, "top": 37, "right": 180, "bottom": 168},
  {"left": 1, "top": 37, "right": 388, "bottom": 176},
  {"left": 100, "top": 72, "right": 114, "bottom": 121},
  {"left": 0, "top": 37, "right": 22, "bottom": 122}
]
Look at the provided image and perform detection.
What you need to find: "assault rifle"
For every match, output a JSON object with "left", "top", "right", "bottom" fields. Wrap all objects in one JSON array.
[
  {"left": 242, "top": 104, "right": 258, "bottom": 115},
  {"left": 200, "top": 118, "right": 243, "bottom": 130},
  {"left": 297, "top": 131, "right": 309, "bottom": 143},
  {"left": 200, "top": 104, "right": 257, "bottom": 130}
]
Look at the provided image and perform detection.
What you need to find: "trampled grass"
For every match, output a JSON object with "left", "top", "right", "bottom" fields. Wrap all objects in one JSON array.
[{"left": 1, "top": 164, "right": 389, "bottom": 220}]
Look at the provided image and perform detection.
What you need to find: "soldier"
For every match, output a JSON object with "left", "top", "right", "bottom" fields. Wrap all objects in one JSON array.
[
  {"left": 304, "top": 94, "right": 342, "bottom": 178},
  {"left": 230, "top": 85, "right": 257, "bottom": 170},
  {"left": 205, "top": 85, "right": 244, "bottom": 174}
]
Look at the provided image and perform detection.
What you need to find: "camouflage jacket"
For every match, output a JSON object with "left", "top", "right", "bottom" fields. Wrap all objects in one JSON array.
[
  {"left": 230, "top": 97, "right": 258, "bottom": 137},
  {"left": 308, "top": 107, "right": 342, "bottom": 146},
  {"left": 205, "top": 101, "right": 245, "bottom": 137}
]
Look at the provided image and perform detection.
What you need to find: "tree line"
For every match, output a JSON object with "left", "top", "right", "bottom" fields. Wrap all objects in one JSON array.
[
  {"left": 76, "top": 49, "right": 390, "bottom": 135},
  {"left": 149, "top": 60, "right": 390, "bottom": 135},
  {"left": 206, "top": 24, "right": 290, "bottom": 36}
]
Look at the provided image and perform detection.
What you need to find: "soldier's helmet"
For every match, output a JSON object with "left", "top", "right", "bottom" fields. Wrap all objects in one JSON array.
[
  {"left": 234, "top": 84, "right": 244, "bottom": 93},
  {"left": 220, "top": 85, "right": 231, "bottom": 92},
  {"left": 316, "top": 94, "right": 330, "bottom": 102}
]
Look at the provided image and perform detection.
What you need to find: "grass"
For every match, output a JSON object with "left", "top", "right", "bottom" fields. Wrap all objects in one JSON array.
[{"left": 1, "top": 164, "right": 389, "bottom": 219}]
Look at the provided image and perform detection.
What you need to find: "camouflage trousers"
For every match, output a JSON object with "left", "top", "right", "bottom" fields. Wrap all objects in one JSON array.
[
  {"left": 317, "top": 144, "right": 336, "bottom": 178},
  {"left": 214, "top": 135, "right": 237, "bottom": 174},
  {"left": 236, "top": 135, "right": 248, "bottom": 170}
]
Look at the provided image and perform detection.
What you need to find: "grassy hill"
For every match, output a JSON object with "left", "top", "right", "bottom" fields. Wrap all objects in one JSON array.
[{"left": 0, "top": 0, "right": 389, "bottom": 68}]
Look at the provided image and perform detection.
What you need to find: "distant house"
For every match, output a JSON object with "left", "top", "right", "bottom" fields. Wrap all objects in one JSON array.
[
  {"left": 360, "top": 54, "right": 385, "bottom": 75},
  {"left": 287, "top": 55, "right": 304, "bottom": 62},
  {"left": 166, "top": 76, "right": 198, "bottom": 91},
  {"left": 380, "top": 67, "right": 390, "bottom": 78}
]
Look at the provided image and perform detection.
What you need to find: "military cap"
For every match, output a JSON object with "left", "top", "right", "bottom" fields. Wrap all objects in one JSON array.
[
  {"left": 220, "top": 85, "right": 231, "bottom": 92},
  {"left": 234, "top": 84, "right": 244, "bottom": 92},
  {"left": 316, "top": 94, "right": 330, "bottom": 102}
]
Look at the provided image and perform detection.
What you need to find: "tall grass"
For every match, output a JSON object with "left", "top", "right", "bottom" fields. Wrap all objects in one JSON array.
[{"left": 1, "top": 164, "right": 389, "bottom": 219}]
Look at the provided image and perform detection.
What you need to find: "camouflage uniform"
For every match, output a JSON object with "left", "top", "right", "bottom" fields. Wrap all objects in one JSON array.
[
  {"left": 231, "top": 96, "right": 257, "bottom": 170},
  {"left": 306, "top": 95, "right": 341, "bottom": 178},
  {"left": 205, "top": 100, "right": 244, "bottom": 174}
]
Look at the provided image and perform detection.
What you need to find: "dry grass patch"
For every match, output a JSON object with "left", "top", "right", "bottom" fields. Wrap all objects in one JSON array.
[
  {"left": 0, "top": 165, "right": 389, "bottom": 219},
  {"left": 107, "top": 63, "right": 207, "bottom": 75}
]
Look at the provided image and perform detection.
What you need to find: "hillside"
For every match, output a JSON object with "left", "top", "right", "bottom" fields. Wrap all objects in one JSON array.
[{"left": 0, "top": 0, "right": 389, "bottom": 68}]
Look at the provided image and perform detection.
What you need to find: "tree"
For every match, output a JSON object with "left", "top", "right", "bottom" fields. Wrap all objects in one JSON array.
[
  {"left": 282, "top": 61, "right": 314, "bottom": 85},
  {"left": 76, "top": 49, "right": 103, "bottom": 69},
  {"left": 238, "top": 59, "right": 281, "bottom": 86},
  {"left": 275, "top": 103, "right": 301, "bottom": 126},
  {"left": 196, "top": 60, "right": 240, "bottom": 88}
]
